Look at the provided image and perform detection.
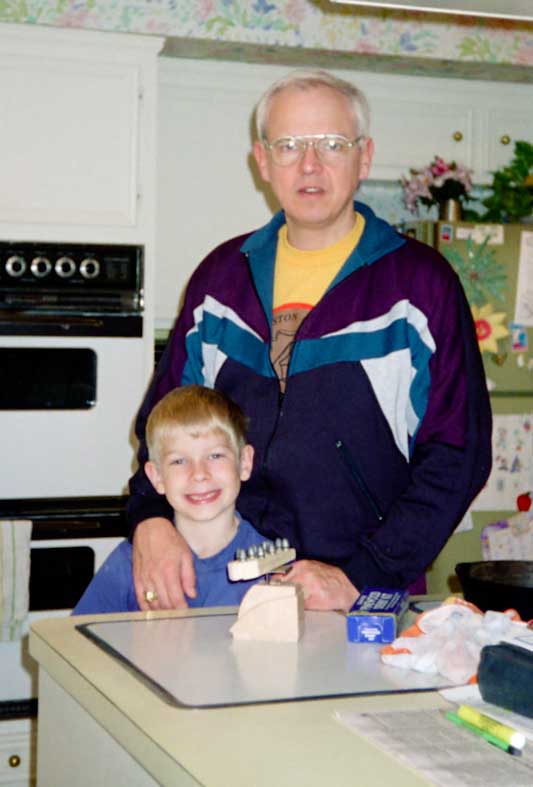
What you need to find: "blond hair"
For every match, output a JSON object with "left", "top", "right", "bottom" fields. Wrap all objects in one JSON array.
[
  {"left": 146, "top": 385, "right": 248, "bottom": 464},
  {"left": 255, "top": 69, "right": 370, "bottom": 143}
]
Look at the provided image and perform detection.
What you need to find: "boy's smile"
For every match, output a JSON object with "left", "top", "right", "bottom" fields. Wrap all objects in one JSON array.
[{"left": 185, "top": 489, "right": 222, "bottom": 506}]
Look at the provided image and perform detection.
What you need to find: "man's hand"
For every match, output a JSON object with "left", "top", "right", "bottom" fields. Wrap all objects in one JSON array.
[
  {"left": 277, "top": 560, "right": 359, "bottom": 612},
  {"left": 132, "top": 518, "right": 196, "bottom": 611}
]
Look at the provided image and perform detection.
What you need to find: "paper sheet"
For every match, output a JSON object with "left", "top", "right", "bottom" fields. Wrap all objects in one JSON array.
[
  {"left": 334, "top": 706, "right": 533, "bottom": 786},
  {"left": 515, "top": 231, "right": 533, "bottom": 326},
  {"left": 481, "top": 511, "right": 533, "bottom": 560},
  {"left": 472, "top": 414, "right": 533, "bottom": 511}
]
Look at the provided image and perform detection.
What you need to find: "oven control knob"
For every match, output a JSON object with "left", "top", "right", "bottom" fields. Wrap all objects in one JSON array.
[
  {"left": 80, "top": 257, "right": 100, "bottom": 279},
  {"left": 31, "top": 255, "right": 52, "bottom": 278},
  {"left": 55, "top": 256, "right": 76, "bottom": 278},
  {"left": 5, "top": 254, "right": 27, "bottom": 277}
]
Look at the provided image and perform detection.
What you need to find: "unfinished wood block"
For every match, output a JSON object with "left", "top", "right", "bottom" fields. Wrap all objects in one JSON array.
[
  {"left": 227, "top": 539, "right": 295, "bottom": 581},
  {"left": 230, "top": 582, "right": 304, "bottom": 642}
]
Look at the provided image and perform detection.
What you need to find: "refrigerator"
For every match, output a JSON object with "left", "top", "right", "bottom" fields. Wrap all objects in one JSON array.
[{"left": 402, "top": 219, "right": 533, "bottom": 593}]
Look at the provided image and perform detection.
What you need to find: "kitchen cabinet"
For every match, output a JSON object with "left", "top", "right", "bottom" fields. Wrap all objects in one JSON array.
[
  {"left": 155, "top": 57, "right": 533, "bottom": 327},
  {"left": 0, "top": 719, "right": 36, "bottom": 787},
  {"left": 0, "top": 23, "right": 162, "bottom": 246},
  {"left": 358, "top": 74, "right": 533, "bottom": 182}
]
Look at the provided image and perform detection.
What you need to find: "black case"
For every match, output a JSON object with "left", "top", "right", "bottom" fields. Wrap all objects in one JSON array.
[{"left": 478, "top": 642, "right": 533, "bottom": 719}]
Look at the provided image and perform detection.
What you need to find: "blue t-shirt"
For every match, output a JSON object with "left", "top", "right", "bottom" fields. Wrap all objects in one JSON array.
[{"left": 72, "top": 515, "right": 267, "bottom": 615}]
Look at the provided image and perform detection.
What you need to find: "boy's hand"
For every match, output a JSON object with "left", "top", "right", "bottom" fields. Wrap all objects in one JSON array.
[
  {"left": 133, "top": 518, "right": 197, "bottom": 610},
  {"left": 276, "top": 560, "right": 359, "bottom": 612}
]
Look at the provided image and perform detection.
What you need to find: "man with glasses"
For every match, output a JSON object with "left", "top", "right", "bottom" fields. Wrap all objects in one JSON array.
[{"left": 128, "top": 70, "right": 491, "bottom": 613}]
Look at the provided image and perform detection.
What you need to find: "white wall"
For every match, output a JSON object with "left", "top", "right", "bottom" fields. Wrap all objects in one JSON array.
[{"left": 156, "top": 58, "right": 286, "bottom": 329}]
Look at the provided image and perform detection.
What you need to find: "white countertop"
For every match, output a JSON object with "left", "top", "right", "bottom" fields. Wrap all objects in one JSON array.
[{"left": 30, "top": 608, "right": 449, "bottom": 786}]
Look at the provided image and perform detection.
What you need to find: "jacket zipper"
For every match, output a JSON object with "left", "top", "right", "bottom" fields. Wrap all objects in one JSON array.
[
  {"left": 244, "top": 250, "right": 284, "bottom": 526},
  {"left": 335, "top": 439, "right": 384, "bottom": 522}
]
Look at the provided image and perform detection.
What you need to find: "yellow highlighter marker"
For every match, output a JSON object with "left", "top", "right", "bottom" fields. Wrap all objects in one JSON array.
[
  {"left": 445, "top": 711, "right": 519, "bottom": 755},
  {"left": 457, "top": 704, "right": 526, "bottom": 750}
]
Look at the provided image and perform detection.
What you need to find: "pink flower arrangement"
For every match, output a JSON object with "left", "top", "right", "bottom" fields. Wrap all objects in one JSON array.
[{"left": 401, "top": 156, "right": 474, "bottom": 214}]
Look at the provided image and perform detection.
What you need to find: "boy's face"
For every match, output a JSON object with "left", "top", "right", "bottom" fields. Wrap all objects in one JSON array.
[{"left": 145, "top": 426, "right": 253, "bottom": 527}]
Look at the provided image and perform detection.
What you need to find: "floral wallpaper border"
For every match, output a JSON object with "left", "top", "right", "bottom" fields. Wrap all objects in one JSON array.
[{"left": 0, "top": 0, "right": 531, "bottom": 71}]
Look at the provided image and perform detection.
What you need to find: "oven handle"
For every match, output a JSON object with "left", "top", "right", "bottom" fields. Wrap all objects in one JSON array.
[
  {"left": 0, "top": 310, "right": 142, "bottom": 337},
  {"left": 0, "top": 313, "right": 104, "bottom": 330}
]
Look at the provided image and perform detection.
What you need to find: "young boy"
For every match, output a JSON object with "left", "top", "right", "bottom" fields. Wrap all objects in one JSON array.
[{"left": 73, "top": 385, "right": 267, "bottom": 614}]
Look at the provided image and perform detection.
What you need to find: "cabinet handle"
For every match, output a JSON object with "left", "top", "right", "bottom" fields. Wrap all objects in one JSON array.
[
  {"left": 500, "top": 134, "right": 511, "bottom": 145},
  {"left": 9, "top": 754, "right": 21, "bottom": 768},
  {"left": 452, "top": 131, "right": 463, "bottom": 141}
]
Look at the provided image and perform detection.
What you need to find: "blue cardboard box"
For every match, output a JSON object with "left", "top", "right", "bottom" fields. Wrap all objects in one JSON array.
[{"left": 346, "top": 587, "right": 409, "bottom": 643}]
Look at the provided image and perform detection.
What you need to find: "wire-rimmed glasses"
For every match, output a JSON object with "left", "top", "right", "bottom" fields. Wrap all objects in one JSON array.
[{"left": 263, "top": 133, "right": 365, "bottom": 167}]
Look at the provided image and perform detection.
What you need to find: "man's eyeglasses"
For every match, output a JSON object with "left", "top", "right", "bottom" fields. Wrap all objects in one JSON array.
[{"left": 263, "top": 134, "right": 365, "bottom": 167}]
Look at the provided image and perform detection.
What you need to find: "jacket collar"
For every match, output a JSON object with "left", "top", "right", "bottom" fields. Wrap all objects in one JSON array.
[{"left": 241, "top": 201, "right": 406, "bottom": 315}]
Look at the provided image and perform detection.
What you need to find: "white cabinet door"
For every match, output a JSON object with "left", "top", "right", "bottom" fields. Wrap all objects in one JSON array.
[
  {"left": 486, "top": 106, "right": 533, "bottom": 173},
  {"left": 0, "top": 24, "right": 162, "bottom": 232},
  {"left": 0, "top": 718, "right": 36, "bottom": 787},
  {"left": 0, "top": 59, "right": 139, "bottom": 227}
]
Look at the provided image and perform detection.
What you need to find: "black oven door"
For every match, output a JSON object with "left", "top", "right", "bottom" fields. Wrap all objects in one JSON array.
[
  {"left": 30, "top": 544, "right": 97, "bottom": 610},
  {"left": 0, "top": 347, "right": 97, "bottom": 409},
  {"left": 0, "top": 496, "right": 130, "bottom": 611}
]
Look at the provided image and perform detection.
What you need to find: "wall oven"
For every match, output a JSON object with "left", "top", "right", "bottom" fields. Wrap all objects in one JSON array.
[
  {"left": 0, "top": 241, "right": 151, "bottom": 782},
  {"left": 0, "top": 240, "right": 150, "bottom": 499}
]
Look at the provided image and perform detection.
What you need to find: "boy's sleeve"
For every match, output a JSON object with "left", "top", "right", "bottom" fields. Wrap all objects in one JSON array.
[
  {"left": 341, "top": 275, "right": 492, "bottom": 589},
  {"left": 71, "top": 541, "right": 138, "bottom": 615}
]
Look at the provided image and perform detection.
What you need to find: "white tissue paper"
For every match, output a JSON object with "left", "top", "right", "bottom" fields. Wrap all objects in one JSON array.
[
  {"left": 0, "top": 520, "right": 32, "bottom": 641},
  {"left": 380, "top": 598, "right": 526, "bottom": 685}
]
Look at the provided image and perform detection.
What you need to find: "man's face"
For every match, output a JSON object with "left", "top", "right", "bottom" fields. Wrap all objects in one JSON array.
[{"left": 253, "top": 84, "right": 374, "bottom": 248}]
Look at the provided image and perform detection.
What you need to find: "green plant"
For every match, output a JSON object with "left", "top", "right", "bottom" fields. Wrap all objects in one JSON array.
[{"left": 464, "top": 141, "right": 533, "bottom": 223}]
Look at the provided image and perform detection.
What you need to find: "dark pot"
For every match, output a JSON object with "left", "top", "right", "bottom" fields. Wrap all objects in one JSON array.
[{"left": 455, "top": 561, "right": 533, "bottom": 620}]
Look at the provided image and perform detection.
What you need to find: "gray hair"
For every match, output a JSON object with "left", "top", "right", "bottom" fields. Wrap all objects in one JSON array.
[{"left": 255, "top": 69, "right": 370, "bottom": 142}]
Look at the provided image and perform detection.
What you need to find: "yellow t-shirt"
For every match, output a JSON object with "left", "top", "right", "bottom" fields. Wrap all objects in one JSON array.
[{"left": 271, "top": 214, "right": 365, "bottom": 388}]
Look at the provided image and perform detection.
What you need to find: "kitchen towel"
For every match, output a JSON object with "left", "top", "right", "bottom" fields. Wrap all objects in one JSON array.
[{"left": 0, "top": 520, "right": 32, "bottom": 641}]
